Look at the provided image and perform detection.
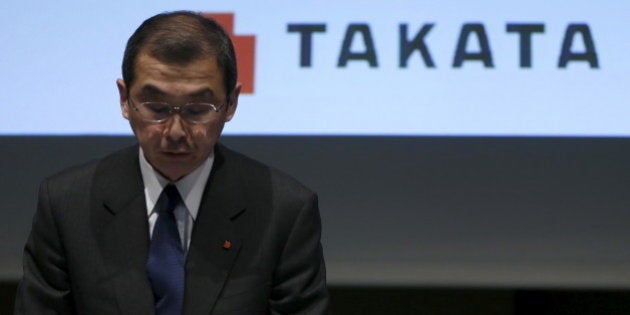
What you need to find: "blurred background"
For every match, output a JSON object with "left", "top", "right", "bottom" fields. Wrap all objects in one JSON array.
[{"left": 2, "top": 1, "right": 629, "bottom": 313}]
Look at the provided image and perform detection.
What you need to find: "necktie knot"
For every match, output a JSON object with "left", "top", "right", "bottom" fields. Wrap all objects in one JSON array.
[{"left": 159, "top": 184, "right": 181, "bottom": 215}]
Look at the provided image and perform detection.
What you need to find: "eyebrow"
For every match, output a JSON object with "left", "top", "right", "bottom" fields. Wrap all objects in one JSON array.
[
  {"left": 138, "top": 84, "right": 167, "bottom": 97},
  {"left": 138, "top": 84, "right": 216, "bottom": 99}
]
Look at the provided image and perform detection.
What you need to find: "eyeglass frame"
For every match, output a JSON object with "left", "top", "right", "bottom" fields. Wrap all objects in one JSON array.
[{"left": 127, "top": 97, "right": 228, "bottom": 124}]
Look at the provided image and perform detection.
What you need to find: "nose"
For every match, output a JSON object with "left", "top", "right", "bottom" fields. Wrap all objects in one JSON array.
[{"left": 164, "top": 114, "right": 187, "bottom": 142}]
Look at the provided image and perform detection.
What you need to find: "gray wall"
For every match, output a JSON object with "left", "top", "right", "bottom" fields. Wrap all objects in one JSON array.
[{"left": 3, "top": 136, "right": 630, "bottom": 288}]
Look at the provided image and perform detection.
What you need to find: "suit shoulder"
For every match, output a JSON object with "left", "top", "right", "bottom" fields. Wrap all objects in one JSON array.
[
  {"left": 43, "top": 145, "right": 137, "bottom": 193},
  {"left": 218, "top": 144, "right": 316, "bottom": 199},
  {"left": 44, "top": 158, "right": 98, "bottom": 190}
]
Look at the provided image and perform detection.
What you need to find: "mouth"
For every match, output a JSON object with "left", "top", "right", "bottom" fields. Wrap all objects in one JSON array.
[{"left": 162, "top": 151, "right": 191, "bottom": 158}]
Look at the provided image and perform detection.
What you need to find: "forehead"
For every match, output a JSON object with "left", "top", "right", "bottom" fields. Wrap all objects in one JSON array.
[{"left": 131, "top": 53, "right": 225, "bottom": 97}]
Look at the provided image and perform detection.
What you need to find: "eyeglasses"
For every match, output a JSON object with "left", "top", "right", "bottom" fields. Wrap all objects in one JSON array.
[{"left": 128, "top": 98, "right": 225, "bottom": 124}]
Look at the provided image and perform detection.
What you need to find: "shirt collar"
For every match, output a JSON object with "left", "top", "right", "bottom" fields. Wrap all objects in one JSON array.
[{"left": 139, "top": 147, "right": 214, "bottom": 220}]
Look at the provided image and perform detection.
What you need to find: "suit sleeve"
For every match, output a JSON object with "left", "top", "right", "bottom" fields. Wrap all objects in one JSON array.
[
  {"left": 14, "top": 180, "right": 75, "bottom": 314},
  {"left": 270, "top": 193, "right": 330, "bottom": 314}
]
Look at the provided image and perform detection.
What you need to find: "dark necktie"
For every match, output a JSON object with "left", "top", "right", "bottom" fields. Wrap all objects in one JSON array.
[{"left": 147, "top": 184, "right": 185, "bottom": 315}]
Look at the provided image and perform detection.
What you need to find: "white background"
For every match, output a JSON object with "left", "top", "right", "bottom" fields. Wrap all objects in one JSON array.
[{"left": 1, "top": 0, "right": 627, "bottom": 136}]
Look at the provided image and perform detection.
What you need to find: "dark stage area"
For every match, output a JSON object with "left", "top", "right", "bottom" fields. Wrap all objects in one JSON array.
[
  {"left": 3, "top": 282, "right": 630, "bottom": 314},
  {"left": 3, "top": 136, "right": 630, "bottom": 313}
]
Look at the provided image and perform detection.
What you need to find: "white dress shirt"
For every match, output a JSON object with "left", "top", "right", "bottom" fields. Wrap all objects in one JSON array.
[{"left": 139, "top": 148, "right": 214, "bottom": 253}]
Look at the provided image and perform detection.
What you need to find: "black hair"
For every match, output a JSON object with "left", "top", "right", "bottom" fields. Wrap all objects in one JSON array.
[{"left": 122, "top": 11, "right": 237, "bottom": 97}]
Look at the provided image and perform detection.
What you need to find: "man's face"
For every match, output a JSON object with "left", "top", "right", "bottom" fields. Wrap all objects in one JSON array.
[{"left": 116, "top": 53, "right": 240, "bottom": 181}]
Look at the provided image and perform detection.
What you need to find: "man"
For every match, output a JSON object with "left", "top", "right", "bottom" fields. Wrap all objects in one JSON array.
[{"left": 15, "top": 11, "right": 329, "bottom": 314}]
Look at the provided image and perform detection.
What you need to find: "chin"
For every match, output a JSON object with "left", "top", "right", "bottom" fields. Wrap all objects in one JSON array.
[{"left": 160, "top": 166, "right": 193, "bottom": 181}]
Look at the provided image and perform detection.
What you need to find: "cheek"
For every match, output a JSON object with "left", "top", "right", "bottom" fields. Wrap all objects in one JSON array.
[
  {"left": 133, "top": 123, "right": 164, "bottom": 144},
  {"left": 191, "top": 127, "right": 209, "bottom": 138},
  {"left": 191, "top": 124, "right": 221, "bottom": 140},
  {"left": 191, "top": 124, "right": 222, "bottom": 146}
]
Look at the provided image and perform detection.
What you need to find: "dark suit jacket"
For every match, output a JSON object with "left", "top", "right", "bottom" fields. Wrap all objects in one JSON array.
[{"left": 15, "top": 144, "right": 329, "bottom": 314}]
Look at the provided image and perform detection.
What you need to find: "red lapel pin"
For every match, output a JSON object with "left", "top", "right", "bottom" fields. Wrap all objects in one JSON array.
[{"left": 222, "top": 240, "right": 232, "bottom": 250}]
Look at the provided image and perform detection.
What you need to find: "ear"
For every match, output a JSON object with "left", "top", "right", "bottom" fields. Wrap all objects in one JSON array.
[
  {"left": 224, "top": 82, "right": 241, "bottom": 122},
  {"left": 116, "top": 78, "right": 130, "bottom": 120}
]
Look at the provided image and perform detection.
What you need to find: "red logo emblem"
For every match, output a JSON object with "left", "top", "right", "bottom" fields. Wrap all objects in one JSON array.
[{"left": 203, "top": 13, "right": 256, "bottom": 94}]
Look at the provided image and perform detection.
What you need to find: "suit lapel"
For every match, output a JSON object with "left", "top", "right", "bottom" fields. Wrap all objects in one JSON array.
[
  {"left": 91, "top": 145, "right": 247, "bottom": 315},
  {"left": 183, "top": 145, "right": 246, "bottom": 315},
  {"left": 92, "top": 146, "right": 154, "bottom": 315}
]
